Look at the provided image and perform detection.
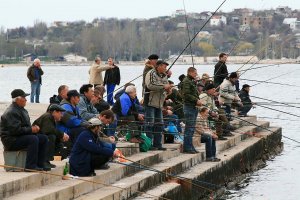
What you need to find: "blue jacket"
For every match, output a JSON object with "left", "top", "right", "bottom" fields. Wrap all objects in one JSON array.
[
  {"left": 112, "top": 93, "right": 138, "bottom": 119},
  {"left": 69, "top": 129, "right": 116, "bottom": 176},
  {"left": 57, "top": 99, "right": 84, "bottom": 134}
]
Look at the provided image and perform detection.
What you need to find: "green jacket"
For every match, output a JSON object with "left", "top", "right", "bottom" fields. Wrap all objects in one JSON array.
[
  {"left": 33, "top": 112, "right": 64, "bottom": 139},
  {"left": 181, "top": 75, "right": 199, "bottom": 106}
]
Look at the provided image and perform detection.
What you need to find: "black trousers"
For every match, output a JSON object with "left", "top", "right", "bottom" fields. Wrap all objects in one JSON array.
[
  {"left": 10, "top": 134, "right": 48, "bottom": 169},
  {"left": 91, "top": 154, "right": 110, "bottom": 170}
]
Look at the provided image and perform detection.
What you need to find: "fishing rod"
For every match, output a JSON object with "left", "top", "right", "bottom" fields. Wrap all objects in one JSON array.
[
  {"left": 238, "top": 33, "right": 296, "bottom": 75},
  {"left": 113, "top": 156, "right": 221, "bottom": 191},
  {"left": 256, "top": 104, "right": 300, "bottom": 118},
  {"left": 239, "top": 78, "right": 300, "bottom": 87},
  {"left": 182, "top": 0, "right": 194, "bottom": 67},
  {"left": 167, "top": 0, "right": 227, "bottom": 72},
  {"left": 251, "top": 95, "right": 300, "bottom": 109},
  {"left": 257, "top": 116, "right": 299, "bottom": 122},
  {"left": 233, "top": 115, "right": 300, "bottom": 144},
  {"left": 103, "top": 0, "right": 227, "bottom": 100},
  {"left": 251, "top": 69, "right": 300, "bottom": 87},
  {"left": 0, "top": 164, "right": 170, "bottom": 200}
]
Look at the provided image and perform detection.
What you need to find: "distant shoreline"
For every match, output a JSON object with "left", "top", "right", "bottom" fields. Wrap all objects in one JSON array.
[{"left": 0, "top": 59, "right": 299, "bottom": 68}]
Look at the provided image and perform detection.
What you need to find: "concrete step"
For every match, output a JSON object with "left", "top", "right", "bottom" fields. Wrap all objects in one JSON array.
[
  {"left": 133, "top": 126, "right": 281, "bottom": 200},
  {"left": 73, "top": 152, "right": 205, "bottom": 200},
  {"left": 0, "top": 142, "right": 139, "bottom": 199},
  {"left": 72, "top": 120, "right": 266, "bottom": 200},
  {"left": 4, "top": 145, "right": 181, "bottom": 200}
]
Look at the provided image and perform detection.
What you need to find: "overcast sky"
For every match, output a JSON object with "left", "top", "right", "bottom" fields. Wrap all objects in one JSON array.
[{"left": 0, "top": 0, "right": 299, "bottom": 29}]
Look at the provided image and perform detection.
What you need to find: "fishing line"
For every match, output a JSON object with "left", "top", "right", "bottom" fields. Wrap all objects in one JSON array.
[{"left": 182, "top": 0, "right": 194, "bottom": 67}]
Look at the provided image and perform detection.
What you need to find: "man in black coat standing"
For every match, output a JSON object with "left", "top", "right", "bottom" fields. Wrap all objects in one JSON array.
[
  {"left": 103, "top": 57, "right": 121, "bottom": 106},
  {"left": 213, "top": 53, "right": 228, "bottom": 88}
]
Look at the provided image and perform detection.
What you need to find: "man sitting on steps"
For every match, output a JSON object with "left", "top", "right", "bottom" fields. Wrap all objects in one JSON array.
[{"left": 0, "top": 89, "right": 50, "bottom": 171}]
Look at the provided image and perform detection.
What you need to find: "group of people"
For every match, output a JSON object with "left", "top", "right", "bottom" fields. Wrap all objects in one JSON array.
[{"left": 0, "top": 53, "right": 254, "bottom": 176}]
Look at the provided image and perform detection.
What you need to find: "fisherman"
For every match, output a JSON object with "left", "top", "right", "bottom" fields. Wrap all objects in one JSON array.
[
  {"left": 112, "top": 85, "right": 144, "bottom": 141},
  {"left": 103, "top": 57, "right": 121, "bottom": 106},
  {"left": 195, "top": 107, "right": 221, "bottom": 162},
  {"left": 214, "top": 53, "right": 228, "bottom": 88},
  {"left": 27, "top": 58, "right": 44, "bottom": 103},
  {"left": 144, "top": 60, "right": 171, "bottom": 150},
  {"left": 33, "top": 104, "right": 69, "bottom": 169},
  {"left": 142, "top": 54, "right": 159, "bottom": 96},
  {"left": 238, "top": 84, "right": 254, "bottom": 116},
  {"left": 199, "top": 83, "right": 232, "bottom": 140},
  {"left": 89, "top": 56, "right": 114, "bottom": 87},
  {"left": 49, "top": 85, "right": 69, "bottom": 105},
  {"left": 77, "top": 84, "right": 100, "bottom": 121},
  {"left": 219, "top": 72, "right": 242, "bottom": 121},
  {"left": 181, "top": 67, "right": 202, "bottom": 153},
  {"left": 0, "top": 89, "right": 50, "bottom": 171},
  {"left": 69, "top": 116, "right": 116, "bottom": 177}
]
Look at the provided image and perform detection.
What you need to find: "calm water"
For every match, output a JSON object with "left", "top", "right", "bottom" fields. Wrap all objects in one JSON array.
[{"left": 0, "top": 63, "right": 300, "bottom": 199}]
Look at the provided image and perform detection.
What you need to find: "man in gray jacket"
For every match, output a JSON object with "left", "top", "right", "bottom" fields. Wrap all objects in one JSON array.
[
  {"left": 78, "top": 84, "right": 100, "bottom": 121},
  {"left": 219, "top": 72, "right": 242, "bottom": 120},
  {"left": 144, "top": 60, "right": 171, "bottom": 150}
]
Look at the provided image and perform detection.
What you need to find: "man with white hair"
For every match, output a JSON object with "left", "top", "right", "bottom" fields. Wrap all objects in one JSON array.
[
  {"left": 0, "top": 89, "right": 49, "bottom": 171},
  {"left": 89, "top": 57, "right": 114, "bottom": 87},
  {"left": 112, "top": 85, "right": 144, "bottom": 138},
  {"left": 27, "top": 58, "right": 44, "bottom": 103}
]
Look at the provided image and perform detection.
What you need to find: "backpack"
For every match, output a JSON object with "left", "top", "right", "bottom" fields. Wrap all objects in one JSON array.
[{"left": 125, "top": 132, "right": 152, "bottom": 152}]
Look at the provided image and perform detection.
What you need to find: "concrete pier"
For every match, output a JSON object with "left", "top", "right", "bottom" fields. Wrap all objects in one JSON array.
[{"left": 0, "top": 103, "right": 282, "bottom": 200}]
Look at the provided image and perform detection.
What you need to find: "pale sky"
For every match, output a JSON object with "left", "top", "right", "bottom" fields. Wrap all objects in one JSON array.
[{"left": 0, "top": 0, "right": 299, "bottom": 29}]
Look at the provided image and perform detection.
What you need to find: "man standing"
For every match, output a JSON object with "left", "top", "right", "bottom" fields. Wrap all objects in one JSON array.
[
  {"left": 144, "top": 60, "right": 171, "bottom": 150},
  {"left": 89, "top": 57, "right": 114, "bottom": 87},
  {"left": 104, "top": 58, "right": 121, "bottom": 106},
  {"left": 142, "top": 54, "right": 159, "bottom": 96},
  {"left": 181, "top": 67, "right": 202, "bottom": 153},
  {"left": 27, "top": 58, "right": 44, "bottom": 103},
  {"left": 0, "top": 89, "right": 49, "bottom": 171},
  {"left": 214, "top": 53, "right": 228, "bottom": 88},
  {"left": 33, "top": 104, "right": 69, "bottom": 169}
]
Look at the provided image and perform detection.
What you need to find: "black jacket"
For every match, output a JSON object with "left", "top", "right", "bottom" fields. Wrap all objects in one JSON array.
[
  {"left": 103, "top": 66, "right": 121, "bottom": 85},
  {"left": 27, "top": 64, "right": 44, "bottom": 84},
  {"left": 239, "top": 89, "right": 252, "bottom": 105},
  {"left": 33, "top": 112, "right": 64, "bottom": 139},
  {"left": 214, "top": 61, "right": 228, "bottom": 87},
  {"left": 0, "top": 103, "right": 32, "bottom": 150}
]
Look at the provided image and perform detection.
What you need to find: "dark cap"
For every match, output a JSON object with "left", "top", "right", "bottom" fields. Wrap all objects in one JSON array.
[
  {"left": 49, "top": 104, "right": 66, "bottom": 112},
  {"left": 156, "top": 60, "right": 169, "bottom": 67},
  {"left": 203, "top": 83, "right": 215, "bottom": 91},
  {"left": 229, "top": 72, "right": 238, "bottom": 79},
  {"left": 148, "top": 54, "right": 159, "bottom": 60},
  {"left": 67, "top": 90, "right": 80, "bottom": 98},
  {"left": 242, "top": 84, "right": 251, "bottom": 89},
  {"left": 11, "top": 89, "right": 30, "bottom": 98}
]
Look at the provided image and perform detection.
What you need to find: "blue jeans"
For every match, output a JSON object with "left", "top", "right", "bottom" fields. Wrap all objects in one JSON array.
[
  {"left": 201, "top": 133, "right": 216, "bottom": 159},
  {"left": 106, "top": 84, "right": 116, "bottom": 105},
  {"left": 183, "top": 105, "right": 198, "bottom": 151},
  {"left": 9, "top": 134, "right": 48, "bottom": 169},
  {"left": 144, "top": 106, "right": 163, "bottom": 148},
  {"left": 30, "top": 81, "right": 41, "bottom": 103},
  {"left": 224, "top": 104, "right": 231, "bottom": 120}
]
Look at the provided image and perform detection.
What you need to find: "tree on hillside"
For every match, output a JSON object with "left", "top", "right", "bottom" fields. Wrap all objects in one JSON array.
[{"left": 198, "top": 42, "right": 217, "bottom": 56}]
